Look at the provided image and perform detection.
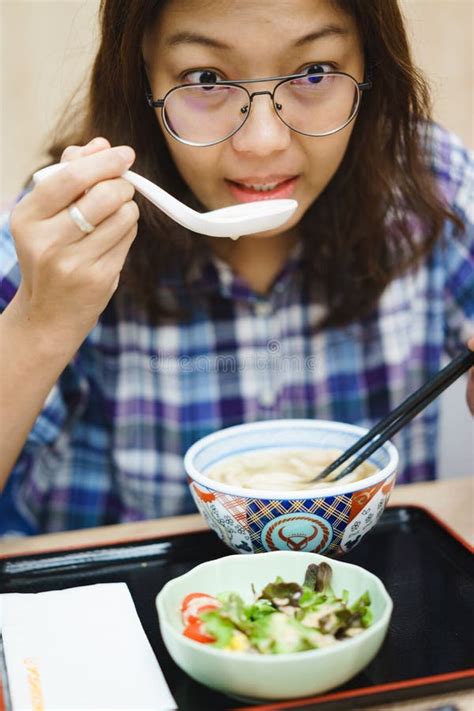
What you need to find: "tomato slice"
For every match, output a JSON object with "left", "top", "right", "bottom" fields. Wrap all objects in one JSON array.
[
  {"left": 181, "top": 592, "right": 217, "bottom": 612},
  {"left": 183, "top": 602, "right": 220, "bottom": 626},
  {"left": 183, "top": 620, "right": 215, "bottom": 644}
]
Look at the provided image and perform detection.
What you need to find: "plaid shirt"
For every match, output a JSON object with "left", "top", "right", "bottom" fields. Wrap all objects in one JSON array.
[{"left": 1, "top": 123, "right": 473, "bottom": 536}]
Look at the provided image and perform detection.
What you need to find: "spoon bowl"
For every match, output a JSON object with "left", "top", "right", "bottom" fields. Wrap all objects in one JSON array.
[{"left": 33, "top": 164, "right": 298, "bottom": 239}]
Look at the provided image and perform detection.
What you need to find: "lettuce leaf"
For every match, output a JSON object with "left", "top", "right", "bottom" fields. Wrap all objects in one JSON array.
[
  {"left": 258, "top": 576, "right": 302, "bottom": 607},
  {"left": 200, "top": 610, "right": 235, "bottom": 648}
]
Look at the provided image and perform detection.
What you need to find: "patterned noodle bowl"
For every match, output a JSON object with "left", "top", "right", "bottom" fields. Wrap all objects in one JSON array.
[{"left": 184, "top": 419, "right": 399, "bottom": 556}]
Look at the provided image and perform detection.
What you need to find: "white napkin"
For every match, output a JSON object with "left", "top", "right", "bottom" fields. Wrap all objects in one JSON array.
[{"left": 0, "top": 582, "right": 177, "bottom": 711}]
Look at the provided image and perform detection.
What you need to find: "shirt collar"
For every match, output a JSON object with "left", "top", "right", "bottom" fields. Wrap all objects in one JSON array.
[{"left": 192, "top": 240, "right": 304, "bottom": 302}]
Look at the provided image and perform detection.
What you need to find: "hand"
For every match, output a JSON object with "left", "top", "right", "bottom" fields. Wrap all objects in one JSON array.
[
  {"left": 467, "top": 336, "right": 474, "bottom": 415},
  {"left": 9, "top": 137, "right": 138, "bottom": 353}
]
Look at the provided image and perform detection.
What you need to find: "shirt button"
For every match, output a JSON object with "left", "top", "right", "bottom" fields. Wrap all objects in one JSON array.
[
  {"left": 255, "top": 301, "right": 272, "bottom": 317},
  {"left": 258, "top": 385, "right": 276, "bottom": 408}
]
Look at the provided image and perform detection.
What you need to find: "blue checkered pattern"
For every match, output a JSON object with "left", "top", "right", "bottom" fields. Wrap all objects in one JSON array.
[
  {"left": 1, "top": 123, "right": 473, "bottom": 535},
  {"left": 246, "top": 495, "right": 352, "bottom": 554}
]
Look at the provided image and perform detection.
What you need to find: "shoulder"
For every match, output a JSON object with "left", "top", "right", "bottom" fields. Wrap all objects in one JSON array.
[
  {"left": 422, "top": 122, "right": 473, "bottom": 219},
  {"left": 421, "top": 128, "right": 473, "bottom": 316}
]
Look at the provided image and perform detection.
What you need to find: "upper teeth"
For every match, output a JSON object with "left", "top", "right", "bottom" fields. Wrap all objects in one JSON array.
[{"left": 242, "top": 182, "right": 280, "bottom": 191}]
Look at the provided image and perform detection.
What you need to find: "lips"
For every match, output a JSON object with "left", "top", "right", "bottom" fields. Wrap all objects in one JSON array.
[{"left": 225, "top": 176, "right": 299, "bottom": 202}]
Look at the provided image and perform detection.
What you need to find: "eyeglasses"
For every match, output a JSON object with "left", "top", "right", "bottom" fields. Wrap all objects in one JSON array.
[{"left": 146, "top": 71, "right": 372, "bottom": 147}]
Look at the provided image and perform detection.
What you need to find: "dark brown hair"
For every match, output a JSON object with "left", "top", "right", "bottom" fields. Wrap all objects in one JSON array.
[{"left": 45, "top": 0, "right": 464, "bottom": 327}]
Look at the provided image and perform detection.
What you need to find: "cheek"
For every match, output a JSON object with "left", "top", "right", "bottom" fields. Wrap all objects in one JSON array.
[
  {"left": 169, "top": 144, "right": 212, "bottom": 181},
  {"left": 165, "top": 137, "right": 223, "bottom": 203},
  {"left": 305, "top": 126, "right": 354, "bottom": 188},
  {"left": 153, "top": 108, "right": 210, "bottom": 188}
]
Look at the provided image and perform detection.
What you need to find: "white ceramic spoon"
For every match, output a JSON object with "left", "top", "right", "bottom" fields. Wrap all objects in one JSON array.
[{"left": 33, "top": 163, "right": 298, "bottom": 239}]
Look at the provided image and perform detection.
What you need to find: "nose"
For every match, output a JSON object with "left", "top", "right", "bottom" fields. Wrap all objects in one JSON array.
[{"left": 231, "top": 91, "right": 291, "bottom": 155}]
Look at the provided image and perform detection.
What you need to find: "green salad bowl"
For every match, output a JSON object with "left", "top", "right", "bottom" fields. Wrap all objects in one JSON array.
[{"left": 156, "top": 550, "right": 393, "bottom": 702}]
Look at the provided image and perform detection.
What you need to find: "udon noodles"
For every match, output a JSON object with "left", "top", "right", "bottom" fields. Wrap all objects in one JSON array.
[{"left": 205, "top": 448, "right": 377, "bottom": 491}]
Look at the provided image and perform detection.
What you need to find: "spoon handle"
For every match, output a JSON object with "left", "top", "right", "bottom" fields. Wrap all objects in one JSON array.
[
  {"left": 32, "top": 163, "right": 67, "bottom": 183},
  {"left": 32, "top": 163, "right": 203, "bottom": 232},
  {"left": 121, "top": 170, "right": 198, "bottom": 224}
]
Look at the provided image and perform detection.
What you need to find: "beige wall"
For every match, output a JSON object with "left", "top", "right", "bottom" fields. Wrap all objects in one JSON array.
[
  {"left": 1, "top": 0, "right": 473, "bottom": 199},
  {"left": 1, "top": 0, "right": 99, "bottom": 201},
  {"left": 400, "top": 0, "right": 473, "bottom": 144}
]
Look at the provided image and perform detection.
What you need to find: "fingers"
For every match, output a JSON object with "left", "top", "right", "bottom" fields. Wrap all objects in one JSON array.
[
  {"left": 68, "top": 198, "right": 140, "bottom": 260},
  {"left": 467, "top": 368, "right": 474, "bottom": 415},
  {"left": 99, "top": 222, "right": 139, "bottom": 278},
  {"left": 87, "top": 222, "right": 139, "bottom": 298},
  {"left": 55, "top": 177, "right": 136, "bottom": 242},
  {"left": 30, "top": 143, "right": 136, "bottom": 219}
]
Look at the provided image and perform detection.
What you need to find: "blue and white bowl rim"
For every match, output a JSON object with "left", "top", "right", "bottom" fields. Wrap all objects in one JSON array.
[{"left": 184, "top": 419, "right": 399, "bottom": 499}]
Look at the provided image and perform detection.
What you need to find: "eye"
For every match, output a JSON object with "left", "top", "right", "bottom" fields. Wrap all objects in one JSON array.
[
  {"left": 183, "top": 69, "right": 221, "bottom": 85},
  {"left": 303, "top": 63, "right": 332, "bottom": 75},
  {"left": 291, "top": 63, "right": 335, "bottom": 89},
  {"left": 293, "top": 63, "right": 334, "bottom": 86}
]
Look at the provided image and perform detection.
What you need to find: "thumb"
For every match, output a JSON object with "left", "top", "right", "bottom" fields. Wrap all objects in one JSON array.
[
  {"left": 60, "top": 136, "right": 111, "bottom": 164},
  {"left": 81, "top": 136, "right": 111, "bottom": 157}
]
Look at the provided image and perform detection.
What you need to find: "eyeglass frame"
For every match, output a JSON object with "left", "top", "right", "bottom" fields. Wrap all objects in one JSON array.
[{"left": 145, "top": 70, "right": 372, "bottom": 147}]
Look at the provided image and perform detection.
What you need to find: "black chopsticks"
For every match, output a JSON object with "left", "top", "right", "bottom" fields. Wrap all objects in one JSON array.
[{"left": 313, "top": 348, "right": 474, "bottom": 483}]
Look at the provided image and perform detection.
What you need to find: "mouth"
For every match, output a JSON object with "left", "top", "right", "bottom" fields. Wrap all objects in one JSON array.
[{"left": 225, "top": 176, "right": 299, "bottom": 202}]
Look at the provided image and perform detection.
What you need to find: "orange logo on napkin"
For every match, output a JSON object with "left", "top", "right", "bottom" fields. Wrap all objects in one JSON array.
[{"left": 23, "top": 658, "right": 44, "bottom": 711}]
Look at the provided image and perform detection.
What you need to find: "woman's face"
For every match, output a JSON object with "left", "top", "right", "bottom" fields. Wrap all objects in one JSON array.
[{"left": 143, "top": 0, "right": 364, "bottom": 238}]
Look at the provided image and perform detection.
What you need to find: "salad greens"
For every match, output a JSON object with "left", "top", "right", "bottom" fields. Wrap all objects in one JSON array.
[{"left": 185, "top": 562, "right": 373, "bottom": 654}]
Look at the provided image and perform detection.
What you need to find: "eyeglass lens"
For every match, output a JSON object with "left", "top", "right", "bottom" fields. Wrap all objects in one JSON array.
[{"left": 163, "top": 74, "right": 360, "bottom": 145}]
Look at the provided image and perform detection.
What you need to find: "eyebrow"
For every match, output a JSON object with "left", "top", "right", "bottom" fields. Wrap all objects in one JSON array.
[{"left": 164, "top": 24, "right": 348, "bottom": 51}]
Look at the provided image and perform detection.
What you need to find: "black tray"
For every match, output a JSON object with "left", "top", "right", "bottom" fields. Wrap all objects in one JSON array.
[{"left": 1, "top": 506, "right": 473, "bottom": 711}]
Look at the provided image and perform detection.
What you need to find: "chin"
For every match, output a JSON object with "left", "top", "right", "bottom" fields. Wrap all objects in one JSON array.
[
  {"left": 244, "top": 212, "right": 304, "bottom": 240},
  {"left": 242, "top": 229, "right": 291, "bottom": 240}
]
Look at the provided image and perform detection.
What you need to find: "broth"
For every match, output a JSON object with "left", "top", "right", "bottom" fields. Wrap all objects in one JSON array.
[{"left": 205, "top": 448, "right": 377, "bottom": 491}]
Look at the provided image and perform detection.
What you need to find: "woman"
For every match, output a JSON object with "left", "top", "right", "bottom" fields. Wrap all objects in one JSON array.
[{"left": 0, "top": 0, "right": 472, "bottom": 535}]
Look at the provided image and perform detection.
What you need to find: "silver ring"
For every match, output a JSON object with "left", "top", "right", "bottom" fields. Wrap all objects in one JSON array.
[{"left": 68, "top": 204, "right": 95, "bottom": 234}]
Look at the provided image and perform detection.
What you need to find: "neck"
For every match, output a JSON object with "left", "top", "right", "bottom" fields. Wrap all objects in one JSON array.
[{"left": 205, "top": 229, "right": 300, "bottom": 295}]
